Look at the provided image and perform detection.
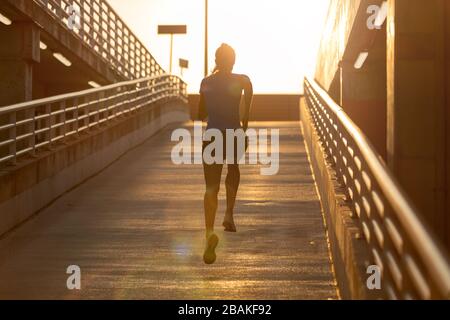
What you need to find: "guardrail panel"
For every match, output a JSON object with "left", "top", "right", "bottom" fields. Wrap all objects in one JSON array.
[
  {"left": 304, "top": 77, "right": 450, "bottom": 299},
  {"left": 0, "top": 75, "right": 187, "bottom": 167},
  {"left": 34, "top": 0, "right": 165, "bottom": 79}
]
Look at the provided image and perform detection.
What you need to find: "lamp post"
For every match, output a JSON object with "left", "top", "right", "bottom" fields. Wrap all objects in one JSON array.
[
  {"left": 204, "top": 0, "right": 208, "bottom": 77},
  {"left": 158, "top": 25, "right": 187, "bottom": 74}
]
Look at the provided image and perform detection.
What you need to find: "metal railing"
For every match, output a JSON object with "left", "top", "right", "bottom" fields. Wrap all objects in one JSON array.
[
  {"left": 303, "top": 77, "right": 450, "bottom": 299},
  {"left": 0, "top": 75, "right": 187, "bottom": 166},
  {"left": 35, "top": 0, "right": 165, "bottom": 79}
]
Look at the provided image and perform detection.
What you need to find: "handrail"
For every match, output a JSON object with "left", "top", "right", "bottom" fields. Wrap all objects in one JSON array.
[
  {"left": 0, "top": 74, "right": 187, "bottom": 166},
  {"left": 0, "top": 74, "right": 170, "bottom": 113},
  {"left": 303, "top": 77, "right": 450, "bottom": 299},
  {"left": 33, "top": 0, "right": 165, "bottom": 79}
]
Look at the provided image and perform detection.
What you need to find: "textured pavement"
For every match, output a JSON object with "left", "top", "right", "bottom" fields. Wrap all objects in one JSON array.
[{"left": 0, "top": 122, "right": 337, "bottom": 299}]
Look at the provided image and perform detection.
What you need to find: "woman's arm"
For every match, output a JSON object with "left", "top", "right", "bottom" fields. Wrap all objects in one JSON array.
[
  {"left": 198, "top": 93, "right": 208, "bottom": 121},
  {"left": 241, "top": 75, "right": 253, "bottom": 131}
]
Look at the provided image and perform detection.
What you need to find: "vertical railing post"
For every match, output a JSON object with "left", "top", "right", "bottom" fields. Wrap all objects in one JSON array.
[
  {"left": 110, "top": 89, "right": 116, "bottom": 120},
  {"left": 128, "top": 84, "right": 135, "bottom": 114},
  {"left": 45, "top": 103, "right": 53, "bottom": 149},
  {"left": 61, "top": 101, "right": 67, "bottom": 141},
  {"left": 110, "top": 13, "right": 116, "bottom": 69},
  {"left": 30, "top": 108, "right": 36, "bottom": 157},
  {"left": 125, "top": 30, "right": 129, "bottom": 77},
  {"left": 133, "top": 85, "right": 139, "bottom": 112},
  {"left": 118, "top": 22, "right": 124, "bottom": 74},
  {"left": 106, "top": 90, "right": 112, "bottom": 121},
  {"left": 129, "top": 86, "right": 135, "bottom": 113},
  {"left": 73, "top": 97, "right": 79, "bottom": 135},
  {"left": 78, "top": 0, "right": 85, "bottom": 41},
  {"left": 103, "top": 4, "right": 109, "bottom": 60},
  {"left": 96, "top": 91, "right": 102, "bottom": 125},
  {"left": 82, "top": 96, "right": 88, "bottom": 132},
  {"left": 36, "top": 0, "right": 168, "bottom": 80},
  {"left": 8, "top": 112, "right": 17, "bottom": 165},
  {"left": 87, "top": 95, "right": 93, "bottom": 131}
]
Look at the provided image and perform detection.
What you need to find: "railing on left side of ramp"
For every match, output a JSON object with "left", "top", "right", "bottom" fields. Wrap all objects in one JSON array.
[{"left": 0, "top": 75, "right": 187, "bottom": 167}]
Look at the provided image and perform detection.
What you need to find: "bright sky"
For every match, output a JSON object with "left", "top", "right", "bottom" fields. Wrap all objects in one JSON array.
[{"left": 107, "top": 0, "right": 330, "bottom": 94}]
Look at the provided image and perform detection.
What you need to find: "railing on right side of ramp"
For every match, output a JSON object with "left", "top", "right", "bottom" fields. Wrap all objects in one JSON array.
[{"left": 303, "top": 77, "right": 450, "bottom": 300}]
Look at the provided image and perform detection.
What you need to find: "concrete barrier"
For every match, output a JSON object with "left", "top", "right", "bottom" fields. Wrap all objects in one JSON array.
[
  {"left": 0, "top": 101, "right": 189, "bottom": 237},
  {"left": 300, "top": 97, "right": 381, "bottom": 300},
  {"left": 188, "top": 94, "right": 301, "bottom": 121}
]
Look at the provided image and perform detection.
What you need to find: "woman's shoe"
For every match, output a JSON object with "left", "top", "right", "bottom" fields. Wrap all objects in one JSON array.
[{"left": 203, "top": 233, "right": 219, "bottom": 264}]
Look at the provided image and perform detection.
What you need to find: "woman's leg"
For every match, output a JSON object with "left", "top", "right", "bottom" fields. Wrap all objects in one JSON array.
[
  {"left": 224, "top": 164, "right": 240, "bottom": 231},
  {"left": 203, "top": 162, "right": 223, "bottom": 237},
  {"left": 225, "top": 164, "right": 240, "bottom": 213},
  {"left": 203, "top": 161, "right": 222, "bottom": 264}
]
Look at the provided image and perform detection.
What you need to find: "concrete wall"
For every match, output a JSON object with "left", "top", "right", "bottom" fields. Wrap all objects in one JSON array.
[
  {"left": 315, "top": 0, "right": 362, "bottom": 92},
  {"left": 315, "top": 0, "right": 387, "bottom": 159},
  {"left": 188, "top": 94, "right": 301, "bottom": 122},
  {"left": 387, "top": 0, "right": 449, "bottom": 248},
  {"left": 0, "top": 101, "right": 190, "bottom": 237},
  {"left": 3, "top": 0, "right": 125, "bottom": 82},
  {"left": 341, "top": 28, "right": 387, "bottom": 159},
  {"left": 0, "top": 0, "right": 126, "bottom": 106},
  {"left": 0, "top": 21, "right": 39, "bottom": 106},
  {"left": 316, "top": 0, "right": 449, "bottom": 252}
]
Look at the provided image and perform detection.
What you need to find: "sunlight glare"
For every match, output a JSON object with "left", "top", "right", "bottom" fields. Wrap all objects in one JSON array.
[{"left": 108, "top": 0, "right": 330, "bottom": 93}]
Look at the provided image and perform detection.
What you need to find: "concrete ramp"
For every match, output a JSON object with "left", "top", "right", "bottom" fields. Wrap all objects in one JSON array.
[{"left": 0, "top": 122, "right": 337, "bottom": 300}]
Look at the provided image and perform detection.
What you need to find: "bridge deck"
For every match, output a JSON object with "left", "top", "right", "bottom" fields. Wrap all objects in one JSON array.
[{"left": 0, "top": 122, "right": 337, "bottom": 299}]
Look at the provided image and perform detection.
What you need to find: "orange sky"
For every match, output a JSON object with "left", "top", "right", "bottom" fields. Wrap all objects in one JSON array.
[{"left": 107, "top": 0, "right": 330, "bottom": 93}]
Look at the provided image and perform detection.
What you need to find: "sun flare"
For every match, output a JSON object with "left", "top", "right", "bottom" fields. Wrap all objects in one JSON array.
[{"left": 108, "top": 0, "right": 330, "bottom": 93}]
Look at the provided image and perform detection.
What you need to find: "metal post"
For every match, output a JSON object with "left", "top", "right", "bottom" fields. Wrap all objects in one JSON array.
[
  {"left": 74, "top": 98, "right": 79, "bottom": 135},
  {"left": 61, "top": 101, "right": 67, "bottom": 140},
  {"left": 9, "top": 112, "right": 17, "bottom": 165},
  {"left": 45, "top": 103, "right": 53, "bottom": 149},
  {"left": 204, "top": 0, "right": 208, "bottom": 77},
  {"left": 95, "top": 92, "right": 101, "bottom": 126},
  {"left": 170, "top": 33, "right": 174, "bottom": 74},
  {"left": 30, "top": 111, "right": 36, "bottom": 156}
]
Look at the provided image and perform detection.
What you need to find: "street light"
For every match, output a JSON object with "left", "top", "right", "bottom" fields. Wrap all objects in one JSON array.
[
  {"left": 204, "top": 0, "right": 208, "bottom": 77},
  {"left": 158, "top": 25, "right": 187, "bottom": 74}
]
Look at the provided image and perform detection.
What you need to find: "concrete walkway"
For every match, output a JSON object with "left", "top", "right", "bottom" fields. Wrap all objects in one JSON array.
[{"left": 0, "top": 122, "right": 337, "bottom": 299}]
